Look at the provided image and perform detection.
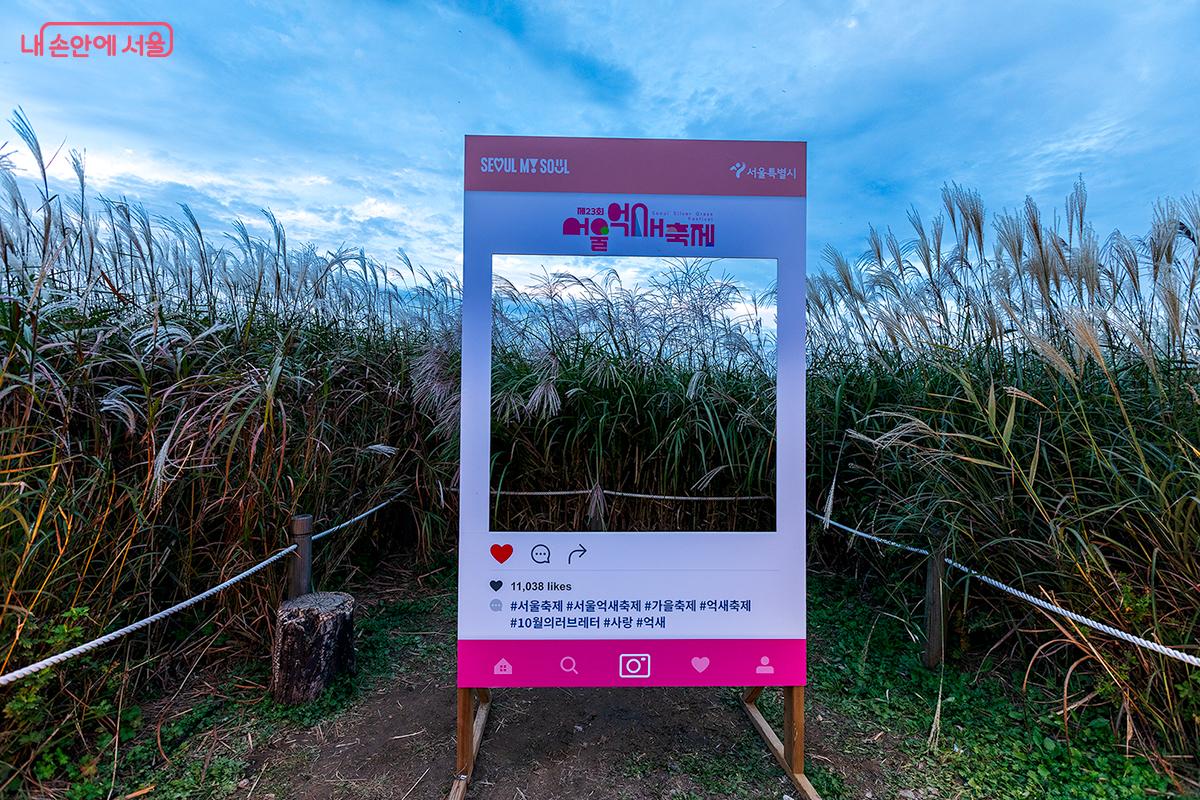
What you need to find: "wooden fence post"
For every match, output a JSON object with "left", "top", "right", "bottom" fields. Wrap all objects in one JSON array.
[
  {"left": 924, "top": 545, "right": 945, "bottom": 668},
  {"left": 272, "top": 512, "right": 356, "bottom": 704},
  {"left": 289, "top": 514, "right": 313, "bottom": 600}
]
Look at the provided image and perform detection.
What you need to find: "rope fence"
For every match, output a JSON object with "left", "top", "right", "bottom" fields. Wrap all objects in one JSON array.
[
  {"left": 806, "top": 509, "right": 1200, "bottom": 669},
  {"left": 312, "top": 493, "right": 404, "bottom": 542},
  {"left": 481, "top": 483, "right": 1200, "bottom": 668},
  {"left": 487, "top": 487, "right": 772, "bottom": 501},
  {"left": 4, "top": 486, "right": 1196, "bottom": 690},
  {"left": 0, "top": 495, "right": 400, "bottom": 688},
  {"left": 601, "top": 489, "right": 771, "bottom": 501}
]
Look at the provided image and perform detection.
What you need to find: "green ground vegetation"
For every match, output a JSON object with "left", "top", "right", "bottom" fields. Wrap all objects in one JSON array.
[{"left": 47, "top": 568, "right": 1174, "bottom": 799}]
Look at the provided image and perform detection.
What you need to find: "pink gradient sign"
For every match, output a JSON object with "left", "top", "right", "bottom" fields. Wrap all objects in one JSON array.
[
  {"left": 466, "top": 136, "right": 806, "bottom": 197},
  {"left": 459, "top": 135, "right": 806, "bottom": 688},
  {"left": 459, "top": 639, "right": 806, "bottom": 688}
]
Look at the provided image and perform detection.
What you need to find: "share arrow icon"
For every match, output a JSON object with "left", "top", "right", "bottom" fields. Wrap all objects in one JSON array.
[{"left": 568, "top": 544, "right": 587, "bottom": 564}]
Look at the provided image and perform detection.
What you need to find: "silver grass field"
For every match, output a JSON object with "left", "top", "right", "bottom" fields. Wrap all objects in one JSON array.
[{"left": 1, "top": 116, "right": 1198, "bottom": 790}]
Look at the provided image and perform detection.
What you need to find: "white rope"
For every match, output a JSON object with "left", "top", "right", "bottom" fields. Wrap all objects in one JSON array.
[
  {"left": 809, "top": 509, "right": 1200, "bottom": 668},
  {"left": 489, "top": 487, "right": 771, "bottom": 501},
  {"left": 602, "top": 489, "right": 771, "bottom": 501},
  {"left": 311, "top": 493, "right": 402, "bottom": 542},
  {"left": 943, "top": 558, "right": 1200, "bottom": 668},
  {"left": 0, "top": 495, "right": 401, "bottom": 687},
  {"left": 491, "top": 489, "right": 592, "bottom": 497},
  {"left": 809, "top": 511, "right": 932, "bottom": 556},
  {"left": 0, "top": 545, "right": 296, "bottom": 687}
]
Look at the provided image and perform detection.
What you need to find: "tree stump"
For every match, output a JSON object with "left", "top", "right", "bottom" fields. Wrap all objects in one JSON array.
[{"left": 271, "top": 592, "right": 356, "bottom": 705}]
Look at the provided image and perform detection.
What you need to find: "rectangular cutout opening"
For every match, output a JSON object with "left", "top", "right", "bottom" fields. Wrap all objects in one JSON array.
[{"left": 489, "top": 254, "right": 777, "bottom": 532}]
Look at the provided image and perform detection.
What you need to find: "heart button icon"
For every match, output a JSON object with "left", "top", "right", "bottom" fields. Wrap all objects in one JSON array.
[
  {"left": 490, "top": 544, "right": 514, "bottom": 564},
  {"left": 489, "top": 580, "right": 503, "bottom": 591},
  {"left": 691, "top": 656, "right": 710, "bottom": 673}
]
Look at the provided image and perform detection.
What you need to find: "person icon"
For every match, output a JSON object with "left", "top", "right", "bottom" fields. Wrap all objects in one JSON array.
[{"left": 755, "top": 656, "right": 775, "bottom": 675}]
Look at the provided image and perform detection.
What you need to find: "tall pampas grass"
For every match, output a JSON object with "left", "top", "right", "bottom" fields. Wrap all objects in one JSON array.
[{"left": 808, "top": 178, "right": 1200, "bottom": 785}]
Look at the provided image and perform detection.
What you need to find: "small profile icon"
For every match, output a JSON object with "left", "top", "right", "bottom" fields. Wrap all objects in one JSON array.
[{"left": 755, "top": 656, "right": 775, "bottom": 675}]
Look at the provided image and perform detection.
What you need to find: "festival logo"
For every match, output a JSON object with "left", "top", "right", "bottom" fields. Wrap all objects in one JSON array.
[{"left": 562, "top": 201, "right": 715, "bottom": 252}]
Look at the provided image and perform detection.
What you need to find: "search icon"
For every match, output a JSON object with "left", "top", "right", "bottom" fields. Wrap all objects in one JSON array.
[{"left": 560, "top": 656, "right": 578, "bottom": 675}]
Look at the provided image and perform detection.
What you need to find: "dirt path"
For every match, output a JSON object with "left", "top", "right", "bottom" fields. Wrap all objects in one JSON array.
[
  {"left": 239, "top": 577, "right": 895, "bottom": 800},
  {"left": 113, "top": 562, "right": 1180, "bottom": 800},
  {"left": 243, "top": 668, "right": 890, "bottom": 799}
]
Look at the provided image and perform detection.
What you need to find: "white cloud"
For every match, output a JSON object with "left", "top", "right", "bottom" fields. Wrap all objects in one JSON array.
[{"left": 3, "top": 0, "right": 1196, "bottom": 280}]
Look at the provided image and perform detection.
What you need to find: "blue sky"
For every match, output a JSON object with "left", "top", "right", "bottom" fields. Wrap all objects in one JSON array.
[
  {"left": 493, "top": 255, "right": 778, "bottom": 326},
  {"left": 3, "top": 1, "right": 1198, "bottom": 275}
]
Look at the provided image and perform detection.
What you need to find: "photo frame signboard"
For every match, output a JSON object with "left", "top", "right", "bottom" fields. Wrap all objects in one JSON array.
[{"left": 459, "top": 135, "right": 806, "bottom": 688}]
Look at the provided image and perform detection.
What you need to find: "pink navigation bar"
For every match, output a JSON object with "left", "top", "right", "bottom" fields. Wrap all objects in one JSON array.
[
  {"left": 465, "top": 136, "right": 806, "bottom": 197},
  {"left": 458, "top": 638, "right": 805, "bottom": 688}
]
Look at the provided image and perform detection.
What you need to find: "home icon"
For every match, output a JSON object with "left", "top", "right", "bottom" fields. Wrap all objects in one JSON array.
[{"left": 493, "top": 658, "right": 513, "bottom": 676}]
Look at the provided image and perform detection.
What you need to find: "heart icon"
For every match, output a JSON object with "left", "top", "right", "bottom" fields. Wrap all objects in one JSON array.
[
  {"left": 489, "top": 580, "right": 503, "bottom": 592},
  {"left": 490, "top": 544, "right": 514, "bottom": 564},
  {"left": 691, "top": 656, "right": 710, "bottom": 673}
]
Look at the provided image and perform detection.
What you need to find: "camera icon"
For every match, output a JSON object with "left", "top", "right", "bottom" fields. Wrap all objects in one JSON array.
[{"left": 618, "top": 653, "right": 651, "bottom": 679}]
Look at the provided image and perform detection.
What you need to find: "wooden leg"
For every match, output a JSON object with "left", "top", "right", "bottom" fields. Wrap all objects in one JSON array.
[
  {"left": 448, "top": 688, "right": 492, "bottom": 800},
  {"left": 742, "top": 686, "right": 822, "bottom": 800},
  {"left": 457, "top": 688, "right": 476, "bottom": 775},
  {"left": 784, "top": 685, "right": 804, "bottom": 773}
]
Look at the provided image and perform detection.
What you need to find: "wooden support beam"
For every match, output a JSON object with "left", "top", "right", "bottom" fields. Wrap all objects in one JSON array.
[
  {"left": 455, "top": 688, "right": 474, "bottom": 774},
  {"left": 742, "top": 686, "right": 822, "bottom": 800},
  {"left": 783, "top": 685, "right": 804, "bottom": 772},
  {"left": 448, "top": 687, "right": 492, "bottom": 800},
  {"left": 470, "top": 690, "right": 491, "bottom": 762}
]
